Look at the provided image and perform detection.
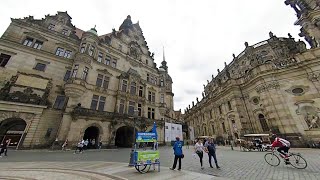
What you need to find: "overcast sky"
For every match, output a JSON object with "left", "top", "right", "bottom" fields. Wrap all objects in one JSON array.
[{"left": 0, "top": 0, "right": 301, "bottom": 112}]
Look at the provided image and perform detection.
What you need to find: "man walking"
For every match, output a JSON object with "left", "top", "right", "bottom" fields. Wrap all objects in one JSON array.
[
  {"left": 205, "top": 138, "right": 220, "bottom": 169},
  {"left": 170, "top": 137, "right": 183, "bottom": 171},
  {"left": 0, "top": 139, "right": 11, "bottom": 157}
]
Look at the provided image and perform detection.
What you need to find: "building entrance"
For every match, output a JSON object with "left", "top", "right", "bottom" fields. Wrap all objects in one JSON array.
[
  {"left": 83, "top": 126, "right": 99, "bottom": 149},
  {"left": 115, "top": 126, "right": 135, "bottom": 147},
  {"left": 0, "top": 118, "right": 27, "bottom": 148}
]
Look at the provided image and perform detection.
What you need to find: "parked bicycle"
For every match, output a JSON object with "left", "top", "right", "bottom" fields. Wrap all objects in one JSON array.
[{"left": 264, "top": 148, "right": 307, "bottom": 169}]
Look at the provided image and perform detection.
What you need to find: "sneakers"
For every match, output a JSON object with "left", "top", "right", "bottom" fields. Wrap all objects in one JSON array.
[
  {"left": 169, "top": 167, "right": 175, "bottom": 170},
  {"left": 201, "top": 166, "right": 204, "bottom": 170},
  {"left": 216, "top": 166, "right": 221, "bottom": 169}
]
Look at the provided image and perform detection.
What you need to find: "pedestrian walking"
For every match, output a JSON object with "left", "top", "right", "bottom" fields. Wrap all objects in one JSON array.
[
  {"left": 0, "top": 139, "right": 11, "bottom": 157},
  {"left": 99, "top": 140, "right": 102, "bottom": 149},
  {"left": 204, "top": 138, "right": 220, "bottom": 169},
  {"left": 186, "top": 140, "right": 189, "bottom": 149},
  {"left": 74, "top": 140, "right": 84, "bottom": 154},
  {"left": 170, "top": 137, "right": 183, "bottom": 171},
  {"left": 194, "top": 139, "right": 206, "bottom": 169},
  {"left": 62, "top": 139, "right": 68, "bottom": 151}
]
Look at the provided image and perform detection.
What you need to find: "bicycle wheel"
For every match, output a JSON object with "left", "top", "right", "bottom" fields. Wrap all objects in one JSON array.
[
  {"left": 289, "top": 154, "right": 307, "bottom": 169},
  {"left": 264, "top": 153, "right": 280, "bottom": 166}
]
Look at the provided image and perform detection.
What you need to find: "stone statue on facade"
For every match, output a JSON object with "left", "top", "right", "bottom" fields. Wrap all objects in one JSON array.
[
  {"left": 196, "top": 97, "right": 199, "bottom": 103},
  {"left": 202, "top": 92, "right": 205, "bottom": 98},
  {"left": 309, "top": 115, "right": 320, "bottom": 129},
  {"left": 269, "top": 31, "right": 274, "bottom": 38},
  {"left": 299, "top": 28, "right": 318, "bottom": 48},
  {"left": 244, "top": 42, "right": 249, "bottom": 48},
  {"left": 192, "top": 101, "right": 194, "bottom": 107},
  {"left": 233, "top": 54, "right": 236, "bottom": 59}
]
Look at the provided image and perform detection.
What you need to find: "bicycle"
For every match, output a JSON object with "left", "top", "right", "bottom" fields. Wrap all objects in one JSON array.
[{"left": 264, "top": 148, "right": 307, "bottom": 169}]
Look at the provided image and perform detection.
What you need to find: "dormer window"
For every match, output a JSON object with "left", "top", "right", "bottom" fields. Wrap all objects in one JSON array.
[
  {"left": 80, "top": 43, "right": 86, "bottom": 53},
  {"left": 48, "top": 24, "right": 55, "bottom": 30},
  {"left": 89, "top": 45, "right": 95, "bottom": 56},
  {"left": 62, "top": 29, "right": 69, "bottom": 36},
  {"left": 55, "top": 47, "right": 65, "bottom": 56}
]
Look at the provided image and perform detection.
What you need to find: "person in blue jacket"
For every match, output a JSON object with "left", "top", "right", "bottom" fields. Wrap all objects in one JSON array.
[{"left": 170, "top": 137, "right": 183, "bottom": 170}]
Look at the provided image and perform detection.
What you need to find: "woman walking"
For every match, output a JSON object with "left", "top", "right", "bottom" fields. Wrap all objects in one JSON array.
[{"left": 194, "top": 139, "right": 206, "bottom": 169}]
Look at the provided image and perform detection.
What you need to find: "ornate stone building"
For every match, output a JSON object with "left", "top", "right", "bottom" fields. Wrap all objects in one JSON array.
[
  {"left": 183, "top": 1, "right": 320, "bottom": 146},
  {"left": 0, "top": 12, "right": 176, "bottom": 148}
]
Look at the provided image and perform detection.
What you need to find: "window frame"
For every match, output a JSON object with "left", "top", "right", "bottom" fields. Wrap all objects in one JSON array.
[
  {"left": 34, "top": 62, "right": 47, "bottom": 72},
  {"left": 33, "top": 40, "right": 43, "bottom": 50},
  {"left": 81, "top": 67, "right": 89, "bottom": 80},
  {"left": 0, "top": 53, "right": 11, "bottom": 67},
  {"left": 53, "top": 95, "right": 67, "bottom": 110},
  {"left": 23, "top": 37, "right": 34, "bottom": 47},
  {"left": 55, "top": 47, "right": 65, "bottom": 56},
  {"left": 71, "top": 64, "right": 79, "bottom": 78},
  {"left": 121, "top": 80, "right": 128, "bottom": 92}
]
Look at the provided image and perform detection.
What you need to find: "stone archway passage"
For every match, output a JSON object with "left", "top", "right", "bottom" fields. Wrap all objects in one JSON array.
[
  {"left": 83, "top": 126, "right": 99, "bottom": 149},
  {"left": 0, "top": 118, "right": 27, "bottom": 148},
  {"left": 115, "top": 126, "right": 135, "bottom": 148}
]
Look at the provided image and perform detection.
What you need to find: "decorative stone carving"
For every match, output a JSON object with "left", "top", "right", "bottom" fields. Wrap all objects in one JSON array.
[
  {"left": 255, "top": 81, "right": 280, "bottom": 93},
  {"left": 308, "top": 72, "right": 320, "bottom": 82},
  {"left": 285, "top": 85, "right": 309, "bottom": 96}
]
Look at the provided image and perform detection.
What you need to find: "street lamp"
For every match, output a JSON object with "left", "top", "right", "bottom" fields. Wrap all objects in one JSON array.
[{"left": 132, "top": 109, "right": 139, "bottom": 149}]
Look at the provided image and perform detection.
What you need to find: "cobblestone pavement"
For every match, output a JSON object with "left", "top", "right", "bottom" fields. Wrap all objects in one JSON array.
[
  {"left": 0, "top": 161, "right": 218, "bottom": 180},
  {"left": 0, "top": 146, "right": 320, "bottom": 180}
]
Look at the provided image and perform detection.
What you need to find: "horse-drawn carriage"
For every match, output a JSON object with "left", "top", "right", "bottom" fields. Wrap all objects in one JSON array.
[{"left": 239, "top": 134, "right": 272, "bottom": 152}]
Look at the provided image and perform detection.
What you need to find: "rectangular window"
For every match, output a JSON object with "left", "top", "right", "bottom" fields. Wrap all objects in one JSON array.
[
  {"left": 222, "top": 122, "right": 226, "bottom": 133},
  {"left": 138, "top": 86, "right": 143, "bottom": 97},
  {"left": 160, "top": 94, "right": 164, "bottom": 103},
  {"left": 147, "top": 74, "right": 150, "bottom": 82},
  {"left": 55, "top": 47, "right": 65, "bottom": 56},
  {"left": 138, "top": 103, "right": 142, "bottom": 116},
  {"left": 128, "top": 101, "right": 135, "bottom": 115},
  {"left": 96, "top": 74, "right": 103, "bottom": 87},
  {"left": 34, "top": 63, "right": 46, "bottom": 71},
  {"left": 148, "top": 107, "right": 151, "bottom": 119},
  {"left": 64, "top": 50, "right": 72, "bottom": 58},
  {"left": 160, "top": 79, "right": 164, "bottom": 87},
  {"left": 90, "top": 95, "right": 99, "bottom": 110},
  {"left": 152, "top": 92, "right": 155, "bottom": 102},
  {"left": 53, "top": 95, "right": 66, "bottom": 110},
  {"left": 111, "top": 59, "right": 117, "bottom": 68},
  {"left": 218, "top": 105, "right": 222, "bottom": 114},
  {"left": 103, "top": 76, "right": 110, "bottom": 89},
  {"left": 228, "top": 101, "right": 232, "bottom": 111},
  {"left": 48, "top": 23, "right": 55, "bottom": 30},
  {"left": 71, "top": 65, "right": 79, "bottom": 78},
  {"left": 97, "top": 52, "right": 103, "bottom": 62},
  {"left": 119, "top": 99, "right": 125, "bottom": 114},
  {"left": 63, "top": 70, "right": 71, "bottom": 81},
  {"left": 121, "top": 80, "right": 127, "bottom": 92},
  {"left": 130, "top": 82, "right": 136, "bottom": 95},
  {"left": 98, "top": 96, "right": 106, "bottom": 111},
  {"left": 33, "top": 40, "right": 43, "bottom": 50},
  {"left": 23, "top": 37, "right": 33, "bottom": 47},
  {"left": 81, "top": 67, "right": 89, "bottom": 80},
  {"left": 105, "top": 56, "right": 111, "bottom": 65},
  {"left": 62, "top": 29, "right": 69, "bottom": 35},
  {"left": 150, "top": 77, "right": 154, "bottom": 84},
  {"left": 80, "top": 43, "right": 86, "bottom": 53},
  {"left": 0, "top": 53, "right": 11, "bottom": 67},
  {"left": 89, "top": 45, "right": 95, "bottom": 56},
  {"left": 148, "top": 91, "right": 152, "bottom": 101},
  {"left": 154, "top": 77, "right": 157, "bottom": 85}
]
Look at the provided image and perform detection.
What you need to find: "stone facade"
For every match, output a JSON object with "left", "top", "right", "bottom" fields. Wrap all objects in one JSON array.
[
  {"left": 183, "top": 1, "right": 320, "bottom": 146},
  {"left": 0, "top": 12, "right": 176, "bottom": 148}
]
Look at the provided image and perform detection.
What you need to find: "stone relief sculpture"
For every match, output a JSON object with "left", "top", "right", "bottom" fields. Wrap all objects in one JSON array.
[{"left": 305, "top": 114, "right": 320, "bottom": 129}]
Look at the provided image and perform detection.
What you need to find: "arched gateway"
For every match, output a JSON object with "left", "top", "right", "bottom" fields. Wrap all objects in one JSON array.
[
  {"left": 115, "top": 126, "right": 136, "bottom": 147},
  {"left": 0, "top": 118, "right": 27, "bottom": 148},
  {"left": 83, "top": 126, "right": 99, "bottom": 149}
]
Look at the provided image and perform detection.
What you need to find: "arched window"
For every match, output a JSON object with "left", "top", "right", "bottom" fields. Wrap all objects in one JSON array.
[
  {"left": 258, "top": 114, "right": 269, "bottom": 132},
  {"left": 130, "top": 82, "right": 136, "bottom": 95}
]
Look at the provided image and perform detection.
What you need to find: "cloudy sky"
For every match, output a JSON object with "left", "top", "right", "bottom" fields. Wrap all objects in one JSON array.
[{"left": 0, "top": 0, "right": 301, "bottom": 112}]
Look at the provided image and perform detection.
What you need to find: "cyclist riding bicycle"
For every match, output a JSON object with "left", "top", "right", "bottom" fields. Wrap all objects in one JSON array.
[{"left": 271, "top": 134, "right": 291, "bottom": 164}]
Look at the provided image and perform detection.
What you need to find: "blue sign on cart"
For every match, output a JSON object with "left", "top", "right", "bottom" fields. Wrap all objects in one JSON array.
[{"left": 136, "top": 132, "right": 157, "bottom": 142}]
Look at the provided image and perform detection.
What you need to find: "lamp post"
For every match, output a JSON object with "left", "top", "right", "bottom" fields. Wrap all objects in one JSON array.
[{"left": 132, "top": 109, "right": 139, "bottom": 149}]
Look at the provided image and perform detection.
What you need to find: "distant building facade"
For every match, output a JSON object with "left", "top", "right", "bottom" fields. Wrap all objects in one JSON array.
[
  {"left": 183, "top": 1, "right": 320, "bottom": 146},
  {"left": 0, "top": 12, "right": 175, "bottom": 148}
]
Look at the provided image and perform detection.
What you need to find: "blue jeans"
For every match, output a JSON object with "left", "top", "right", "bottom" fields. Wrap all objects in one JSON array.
[{"left": 208, "top": 151, "right": 219, "bottom": 167}]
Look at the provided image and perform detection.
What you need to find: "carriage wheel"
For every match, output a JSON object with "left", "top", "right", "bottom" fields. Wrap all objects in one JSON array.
[{"left": 135, "top": 164, "right": 151, "bottom": 173}]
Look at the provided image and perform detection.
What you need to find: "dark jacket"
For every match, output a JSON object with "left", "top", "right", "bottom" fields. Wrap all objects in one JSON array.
[{"left": 173, "top": 140, "right": 183, "bottom": 156}]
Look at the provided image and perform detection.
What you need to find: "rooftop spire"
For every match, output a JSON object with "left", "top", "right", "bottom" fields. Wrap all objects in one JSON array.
[
  {"left": 163, "top": 46, "right": 166, "bottom": 62},
  {"left": 160, "top": 46, "right": 168, "bottom": 71}
]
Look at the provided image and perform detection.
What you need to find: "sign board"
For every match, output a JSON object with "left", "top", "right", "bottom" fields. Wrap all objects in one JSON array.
[
  {"left": 165, "top": 122, "right": 183, "bottom": 142},
  {"left": 15, "top": 74, "right": 48, "bottom": 90},
  {"left": 136, "top": 132, "right": 157, "bottom": 142},
  {"left": 134, "top": 150, "right": 160, "bottom": 165}
]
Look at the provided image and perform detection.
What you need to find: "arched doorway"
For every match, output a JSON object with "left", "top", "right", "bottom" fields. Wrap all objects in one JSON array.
[
  {"left": 0, "top": 118, "right": 27, "bottom": 148},
  {"left": 115, "top": 126, "right": 135, "bottom": 147},
  {"left": 83, "top": 126, "right": 99, "bottom": 149},
  {"left": 258, "top": 114, "right": 269, "bottom": 132}
]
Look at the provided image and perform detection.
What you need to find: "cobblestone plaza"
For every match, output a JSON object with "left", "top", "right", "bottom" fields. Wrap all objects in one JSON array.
[{"left": 0, "top": 146, "right": 319, "bottom": 179}]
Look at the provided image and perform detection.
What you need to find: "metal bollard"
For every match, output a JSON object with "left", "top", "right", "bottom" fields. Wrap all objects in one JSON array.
[{"left": 128, "top": 149, "right": 135, "bottom": 166}]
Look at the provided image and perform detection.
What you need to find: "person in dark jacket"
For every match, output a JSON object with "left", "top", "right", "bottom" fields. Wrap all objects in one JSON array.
[
  {"left": 170, "top": 137, "right": 183, "bottom": 170},
  {"left": 204, "top": 138, "right": 220, "bottom": 169},
  {"left": 0, "top": 139, "right": 11, "bottom": 157}
]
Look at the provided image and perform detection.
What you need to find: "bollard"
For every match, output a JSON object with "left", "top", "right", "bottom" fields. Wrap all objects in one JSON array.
[{"left": 128, "top": 149, "right": 135, "bottom": 166}]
